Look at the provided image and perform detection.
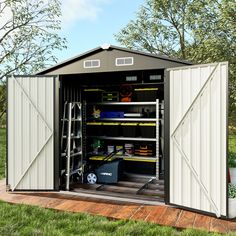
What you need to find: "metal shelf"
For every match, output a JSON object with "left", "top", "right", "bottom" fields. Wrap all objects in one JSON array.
[
  {"left": 87, "top": 136, "right": 156, "bottom": 142},
  {"left": 123, "top": 157, "right": 156, "bottom": 162},
  {"left": 89, "top": 155, "right": 157, "bottom": 162},
  {"left": 87, "top": 118, "right": 157, "bottom": 122},
  {"left": 82, "top": 82, "right": 164, "bottom": 88},
  {"left": 88, "top": 102, "right": 157, "bottom": 106}
]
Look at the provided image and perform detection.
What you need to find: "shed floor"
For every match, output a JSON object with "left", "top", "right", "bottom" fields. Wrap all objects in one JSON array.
[{"left": 0, "top": 180, "right": 235, "bottom": 234}]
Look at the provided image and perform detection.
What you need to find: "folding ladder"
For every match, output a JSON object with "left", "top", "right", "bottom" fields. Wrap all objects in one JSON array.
[{"left": 61, "top": 102, "right": 83, "bottom": 191}]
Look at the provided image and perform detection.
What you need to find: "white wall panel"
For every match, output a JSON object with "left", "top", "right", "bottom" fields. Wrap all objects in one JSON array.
[
  {"left": 169, "top": 63, "right": 227, "bottom": 217},
  {"left": 7, "top": 76, "right": 55, "bottom": 190}
]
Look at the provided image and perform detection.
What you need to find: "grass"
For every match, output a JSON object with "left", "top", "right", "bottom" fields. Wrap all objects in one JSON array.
[
  {"left": 0, "top": 201, "right": 229, "bottom": 236},
  {"left": 0, "top": 128, "right": 6, "bottom": 179}
]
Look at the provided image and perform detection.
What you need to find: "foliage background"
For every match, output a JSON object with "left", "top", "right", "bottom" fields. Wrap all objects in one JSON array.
[
  {"left": 115, "top": 0, "right": 236, "bottom": 128},
  {"left": 0, "top": 0, "right": 66, "bottom": 125}
]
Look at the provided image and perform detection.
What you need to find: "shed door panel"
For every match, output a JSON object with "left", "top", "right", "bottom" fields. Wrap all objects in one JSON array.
[
  {"left": 169, "top": 63, "right": 227, "bottom": 217},
  {"left": 8, "top": 76, "right": 55, "bottom": 190}
]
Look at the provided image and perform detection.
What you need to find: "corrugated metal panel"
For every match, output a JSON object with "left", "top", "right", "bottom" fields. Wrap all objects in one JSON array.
[
  {"left": 169, "top": 62, "right": 227, "bottom": 217},
  {"left": 8, "top": 76, "right": 55, "bottom": 190}
]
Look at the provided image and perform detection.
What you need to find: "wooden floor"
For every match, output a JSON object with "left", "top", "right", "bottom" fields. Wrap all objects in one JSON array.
[
  {"left": 70, "top": 177, "right": 165, "bottom": 203},
  {"left": 0, "top": 180, "right": 236, "bottom": 233}
]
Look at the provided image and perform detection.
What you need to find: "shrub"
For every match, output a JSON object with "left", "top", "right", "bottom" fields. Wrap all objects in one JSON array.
[{"left": 228, "top": 183, "right": 236, "bottom": 198}]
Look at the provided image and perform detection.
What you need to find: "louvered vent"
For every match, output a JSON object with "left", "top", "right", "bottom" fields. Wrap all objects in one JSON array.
[
  {"left": 115, "top": 57, "right": 134, "bottom": 66},
  {"left": 83, "top": 59, "right": 100, "bottom": 68}
]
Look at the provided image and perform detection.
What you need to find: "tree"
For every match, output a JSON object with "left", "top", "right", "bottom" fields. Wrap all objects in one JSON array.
[
  {"left": 0, "top": 0, "right": 66, "bottom": 124},
  {"left": 115, "top": 0, "right": 199, "bottom": 59},
  {"left": 115, "top": 0, "right": 236, "bottom": 61},
  {"left": 115, "top": 0, "right": 236, "bottom": 125}
]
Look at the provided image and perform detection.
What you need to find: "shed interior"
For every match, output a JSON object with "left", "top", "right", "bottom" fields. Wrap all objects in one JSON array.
[{"left": 59, "top": 69, "right": 165, "bottom": 202}]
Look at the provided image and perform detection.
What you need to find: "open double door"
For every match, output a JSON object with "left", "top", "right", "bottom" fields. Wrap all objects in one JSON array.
[{"left": 7, "top": 62, "right": 228, "bottom": 218}]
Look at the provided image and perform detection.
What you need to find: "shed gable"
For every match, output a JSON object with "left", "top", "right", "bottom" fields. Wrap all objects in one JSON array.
[{"left": 38, "top": 46, "right": 191, "bottom": 75}]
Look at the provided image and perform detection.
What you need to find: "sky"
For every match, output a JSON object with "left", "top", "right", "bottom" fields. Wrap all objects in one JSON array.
[{"left": 58, "top": 0, "right": 145, "bottom": 62}]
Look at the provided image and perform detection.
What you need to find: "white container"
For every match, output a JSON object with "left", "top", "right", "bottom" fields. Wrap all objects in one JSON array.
[
  {"left": 107, "top": 146, "right": 114, "bottom": 154},
  {"left": 228, "top": 198, "right": 236, "bottom": 218},
  {"left": 125, "top": 143, "right": 134, "bottom": 156},
  {"left": 230, "top": 168, "right": 236, "bottom": 185}
]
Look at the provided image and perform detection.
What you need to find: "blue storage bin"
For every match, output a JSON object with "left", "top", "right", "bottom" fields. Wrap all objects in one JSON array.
[{"left": 100, "top": 111, "right": 124, "bottom": 118}]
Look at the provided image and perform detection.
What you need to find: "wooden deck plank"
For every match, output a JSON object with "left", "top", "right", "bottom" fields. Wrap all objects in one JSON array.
[
  {"left": 175, "top": 211, "right": 196, "bottom": 229},
  {"left": 0, "top": 180, "right": 235, "bottom": 233}
]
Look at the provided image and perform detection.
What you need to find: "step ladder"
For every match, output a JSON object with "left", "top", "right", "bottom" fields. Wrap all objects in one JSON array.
[{"left": 61, "top": 102, "right": 83, "bottom": 191}]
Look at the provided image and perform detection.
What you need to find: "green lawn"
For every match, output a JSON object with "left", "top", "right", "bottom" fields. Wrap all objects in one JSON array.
[{"left": 0, "top": 201, "right": 227, "bottom": 236}]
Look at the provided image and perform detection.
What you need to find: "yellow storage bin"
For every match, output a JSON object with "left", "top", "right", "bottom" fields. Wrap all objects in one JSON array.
[
  {"left": 139, "top": 123, "right": 156, "bottom": 138},
  {"left": 86, "top": 122, "right": 103, "bottom": 136},
  {"left": 121, "top": 123, "right": 138, "bottom": 137},
  {"left": 103, "top": 122, "right": 121, "bottom": 136}
]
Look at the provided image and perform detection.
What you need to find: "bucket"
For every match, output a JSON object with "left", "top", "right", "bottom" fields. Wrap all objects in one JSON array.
[{"left": 124, "top": 143, "right": 134, "bottom": 156}]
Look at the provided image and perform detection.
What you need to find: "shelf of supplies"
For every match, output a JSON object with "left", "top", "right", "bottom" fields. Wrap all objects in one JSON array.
[
  {"left": 87, "top": 136, "right": 156, "bottom": 142},
  {"left": 89, "top": 155, "right": 157, "bottom": 162},
  {"left": 87, "top": 118, "right": 157, "bottom": 122},
  {"left": 88, "top": 102, "right": 157, "bottom": 106}
]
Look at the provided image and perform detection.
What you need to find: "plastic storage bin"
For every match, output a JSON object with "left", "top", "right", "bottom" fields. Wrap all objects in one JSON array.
[
  {"left": 84, "top": 90, "right": 103, "bottom": 102},
  {"left": 139, "top": 123, "right": 156, "bottom": 138},
  {"left": 121, "top": 123, "right": 138, "bottom": 137},
  {"left": 103, "top": 122, "right": 120, "bottom": 136},
  {"left": 102, "top": 92, "right": 119, "bottom": 102},
  {"left": 134, "top": 144, "right": 155, "bottom": 157},
  {"left": 135, "top": 88, "right": 158, "bottom": 102},
  {"left": 100, "top": 111, "right": 124, "bottom": 118},
  {"left": 86, "top": 122, "right": 104, "bottom": 136}
]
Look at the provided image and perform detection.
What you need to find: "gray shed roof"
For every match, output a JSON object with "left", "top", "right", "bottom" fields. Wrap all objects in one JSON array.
[{"left": 37, "top": 45, "right": 192, "bottom": 75}]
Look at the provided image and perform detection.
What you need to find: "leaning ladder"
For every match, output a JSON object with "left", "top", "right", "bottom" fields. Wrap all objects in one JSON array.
[{"left": 61, "top": 102, "right": 82, "bottom": 191}]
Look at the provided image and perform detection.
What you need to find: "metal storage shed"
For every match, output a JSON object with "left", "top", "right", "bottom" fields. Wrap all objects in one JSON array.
[{"left": 7, "top": 45, "right": 229, "bottom": 218}]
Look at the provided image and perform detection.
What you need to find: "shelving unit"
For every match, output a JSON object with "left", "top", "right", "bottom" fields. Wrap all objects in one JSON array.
[
  {"left": 87, "top": 136, "right": 156, "bottom": 142},
  {"left": 85, "top": 99, "right": 161, "bottom": 179},
  {"left": 87, "top": 118, "right": 157, "bottom": 122}
]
